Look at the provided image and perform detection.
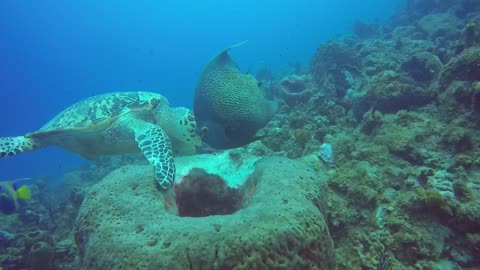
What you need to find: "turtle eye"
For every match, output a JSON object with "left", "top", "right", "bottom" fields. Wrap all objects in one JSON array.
[{"left": 151, "top": 99, "right": 160, "bottom": 108}]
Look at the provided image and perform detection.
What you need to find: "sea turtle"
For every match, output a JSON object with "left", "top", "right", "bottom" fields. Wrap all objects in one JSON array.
[{"left": 0, "top": 91, "right": 202, "bottom": 189}]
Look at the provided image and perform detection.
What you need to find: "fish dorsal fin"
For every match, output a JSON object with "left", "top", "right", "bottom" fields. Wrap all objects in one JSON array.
[
  {"left": 228, "top": 40, "right": 249, "bottom": 49},
  {"left": 210, "top": 40, "right": 249, "bottom": 68}
]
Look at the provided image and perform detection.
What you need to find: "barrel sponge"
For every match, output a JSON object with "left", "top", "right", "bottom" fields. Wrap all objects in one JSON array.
[
  {"left": 24, "top": 229, "right": 55, "bottom": 252},
  {"left": 29, "top": 241, "right": 55, "bottom": 270},
  {"left": 74, "top": 156, "right": 335, "bottom": 269}
]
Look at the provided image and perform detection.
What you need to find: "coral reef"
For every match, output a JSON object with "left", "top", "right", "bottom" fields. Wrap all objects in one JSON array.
[
  {"left": 400, "top": 51, "right": 443, "bottom": 86},
  {"left": 279, "top": 74, "right": 315, "bottom": 106},
  {"left": 417, "top": 12, "right": 461, "bottom": 39},
  {"left": 310, "top": 41, "right": 361, "bottom": 98},
  {"left": 261, "top": 1, "right": 480, "bottom": 268},
  {"left": 28, "top": 241, "right": 55, "bottom": 270},
  {"left": 464, "top": 21, "right": 478, "bottom": 48},
  {"left": 439, "top": 47, "right": 480, "bottom": 89},
  {"left": 2, "top": 1, "right": 480, "bottom": 269},
  {"left": 24, "top": 229, "right": 56, "bottom": 270},
  {"left": 352, "top": 20, "right": 380, "bottom": 39},
  {"left": 363, "top": 70, "right": 436, "bottom": 113}
]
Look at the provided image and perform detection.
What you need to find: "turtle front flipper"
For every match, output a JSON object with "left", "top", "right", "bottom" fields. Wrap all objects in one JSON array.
[
  {"left": 0, "top": 136, "right": 40, "bottom": 158},
  {"left": 132, "top": 122, "right": 175, "bottom": 189}
]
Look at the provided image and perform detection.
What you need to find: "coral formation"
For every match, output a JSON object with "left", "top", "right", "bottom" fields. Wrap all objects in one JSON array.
[
  {"left": 417, "top": 12, "right": 461, "bottom": 39},
  {"left": 464, "top": 21, "right": 478, "bottom": 47},
  {"left": 310, "top": 41, "right": 361, "bottom": 98},
  {"left": 364, "top": 70, "right": 436, "bottom": 113},
  {"left": 18, "top": 230, "right": 57, "bottom": 270},
  {"left": 74, "top": 157, "right": 335, "bottom": 269},
  {"left": 28, "top": 241, "right": 55, "bottom": 270},
  {"left": 400, "top": 51, "right": 443, "bottom": 86},
  {"left": 3, "top": 1, "right": 480, "bottom": 269},
  {"left": 279, "top": 74, "right": 315, "bottom": 106},
  {"left": 439, "top": 47, "right": 480, "bottom": 89},
  {"left": 261, "top": 2, "right": 480, "bottom": 268},
  {"left": 75, "top": 158, "right": 334, "bottom": 269},
  {"left": 24, "top": 230, "right": 55, "bottom": 252},
  {"left": 352, "top": 20, "right": 380, "bottom": 39}
]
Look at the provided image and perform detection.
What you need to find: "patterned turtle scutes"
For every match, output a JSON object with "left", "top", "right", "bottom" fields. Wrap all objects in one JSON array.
[
  {"left": 138, "top": 91, "right": 169, "bottom": 108},
  {"left": 40, "top": 92, "right": 148, "bottom": 131},
  {"left": 40, "top": 92, "right": 169, "bottom": 130}
]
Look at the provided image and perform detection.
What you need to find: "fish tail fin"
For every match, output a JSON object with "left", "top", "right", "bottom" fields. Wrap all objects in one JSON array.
[
  {"left": 16, "top": 185, "right": 31, "bottom": 201},
  {"left": 266, "top": 99, "right": 278, "bottom": 118},
  {"left": 0, "top": 136, "right": 40, "bottom": 158}
]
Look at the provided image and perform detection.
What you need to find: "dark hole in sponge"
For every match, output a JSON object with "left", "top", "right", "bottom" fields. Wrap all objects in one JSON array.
[{"left": 175, "top": 168, "right": 243, "bottom": 217}]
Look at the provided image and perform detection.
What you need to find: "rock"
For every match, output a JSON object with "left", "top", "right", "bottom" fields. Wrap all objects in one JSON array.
[
  {"left": 401, "top": 51, "right": 443, "bottom": 86},
  {"left": 54, "top": 239, "right": 77, "bottom": 269},
  {"left": 0, "top": 230, "right": 14, "bottom": 245},
  {"left": 279, "top": 74, "right": 314, "bottom": 106},
  {"left": 364, "top": 70, "right": 436, "bottom": 113},
  {"left": 310, "top": 41, "right": 360, "bottom": 97},
  {"left": 74, "top": 156, "right": 335, "bottom": 269},
  {"left": 439, "top": 47, "right": 480, "bottom": 89},
  {"left": 352, "top": 20, "right": 380, "bottom": 39},
  {"left": 418, "top": 12, "right": 461, "bottom": 39}
]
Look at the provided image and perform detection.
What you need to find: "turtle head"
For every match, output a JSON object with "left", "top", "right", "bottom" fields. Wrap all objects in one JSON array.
[
  {"left": 155, "top": 106, "right": 202, "bottom": 155},
  {"left": 173, "top": 108, "right": 202, "bottom": 146}
]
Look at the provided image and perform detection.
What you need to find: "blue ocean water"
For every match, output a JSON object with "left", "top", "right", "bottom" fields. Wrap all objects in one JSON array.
[{"left": 0, "top": 0, "right": 401, "bottom": 182}]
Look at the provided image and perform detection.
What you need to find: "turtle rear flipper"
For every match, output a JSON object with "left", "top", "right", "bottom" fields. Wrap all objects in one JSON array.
[
  {"left": 132, "top": 121, "right": 175, "bottom": 189},
  {"left": 0, "top": 136, "right": 40, "bottom": 158}
]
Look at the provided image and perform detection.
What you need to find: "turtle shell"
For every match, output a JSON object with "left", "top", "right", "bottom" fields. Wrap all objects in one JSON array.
[{"left": 40, "top": 92, "right": 168, "bottom": 131}]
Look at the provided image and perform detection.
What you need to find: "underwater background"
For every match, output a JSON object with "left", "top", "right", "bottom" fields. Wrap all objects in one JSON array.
[
  {"left": 1, "top": 0, "right": 480, "bottom": 269},
  {"left": 0, "top": 0, "right": 400, "bottom": 181}
]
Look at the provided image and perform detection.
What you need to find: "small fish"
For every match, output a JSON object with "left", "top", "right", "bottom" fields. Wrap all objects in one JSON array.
[{"left": 0, "top": 178, "right": 32, "bottom": 214}]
